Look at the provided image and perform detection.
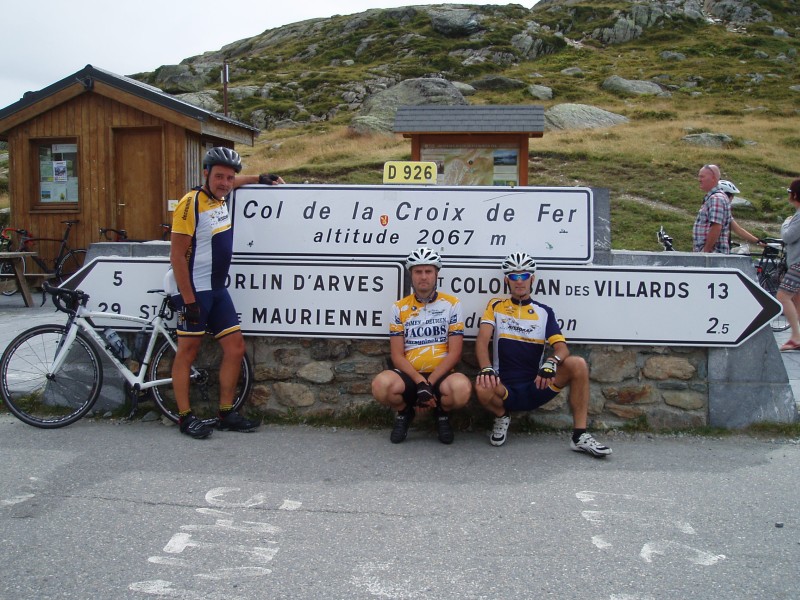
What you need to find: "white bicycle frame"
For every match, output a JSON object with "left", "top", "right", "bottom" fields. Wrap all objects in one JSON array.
[{"left": 50, "top": 300, "right": 177, "bottom": 392}]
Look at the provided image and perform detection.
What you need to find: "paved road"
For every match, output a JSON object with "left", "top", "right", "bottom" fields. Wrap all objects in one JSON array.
[{"left": 1, "top": 417, "right": 798, "bottom": 600}]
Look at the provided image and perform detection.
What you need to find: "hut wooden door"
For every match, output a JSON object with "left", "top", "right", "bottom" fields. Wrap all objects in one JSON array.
[{"left": 113, "top": 127, "right": 163, "bottom": 240}]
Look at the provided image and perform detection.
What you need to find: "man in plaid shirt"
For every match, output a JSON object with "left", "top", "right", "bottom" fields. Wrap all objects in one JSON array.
[{"left": 692, "top": 164, "right": 731, "bottom": 253}]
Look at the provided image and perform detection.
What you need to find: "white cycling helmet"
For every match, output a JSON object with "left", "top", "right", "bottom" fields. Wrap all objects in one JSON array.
[
  {"left": 502, "top": 252, "right": 537, "bottom": 274},
  {"left": 718, "top": 180, "right": 740, "bottom": 195},
  {"left": 406, "top": 247, "right": 442, "bottom": 270}
]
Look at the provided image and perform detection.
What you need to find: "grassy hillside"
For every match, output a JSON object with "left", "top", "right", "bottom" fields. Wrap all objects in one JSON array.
[
  {"left": 216, "top": 2, "right": 800, "bottom": 252},
  {"left": 4, "top": 2, "right": 797, "bottom": 250}
]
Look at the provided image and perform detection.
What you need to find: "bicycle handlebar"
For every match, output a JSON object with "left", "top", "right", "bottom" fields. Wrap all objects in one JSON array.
[
  {"left": 760, "top": 237, "right": 784, "bottom": 246},
  {"left": 98, "top": 227, "right": 128, "bottom": 241},
  {"left": 42, "top": 281, "right": 90, "bottom": 315}
]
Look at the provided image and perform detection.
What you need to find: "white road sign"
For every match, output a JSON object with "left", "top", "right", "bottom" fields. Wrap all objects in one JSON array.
[
  {"left": 230, "top": 184, "right": 594, "bottom": 264},
  {"left": 68, "top": 259, "right": 778, "bottom": 346},
  {"left": 68, "top": 258, "right": 403, "bottom": 338},
  {"left": 442, "top": 264, "right": 780, "bottom": 346}
]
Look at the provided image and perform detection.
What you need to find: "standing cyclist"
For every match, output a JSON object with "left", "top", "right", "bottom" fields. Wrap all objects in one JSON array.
[
  {"left": 170, "top": 147, "right": 281, "bottom": 438},
  {"left": 474, "top": 252, "right": 611, "bottom": 457},
  {"left": 371, "top": 247, "right": 472, "bottom": 444}
]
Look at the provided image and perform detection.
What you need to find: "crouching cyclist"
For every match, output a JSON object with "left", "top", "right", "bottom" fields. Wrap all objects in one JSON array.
[
  {"left": 371, "top": 247, "right": 472, "bottom": 444},
  {"left": 474, "top": 252, "right": 612, "bottom": 457}
]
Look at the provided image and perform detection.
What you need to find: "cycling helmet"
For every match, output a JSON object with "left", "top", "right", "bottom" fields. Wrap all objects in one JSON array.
[
  {"left": 501, "top": 252, "right": 537, "bottom": 274},
  {"left": 406, "top": 247, "right": 442, "bottom": 270},
  {"left": 203, "top": 147, "right": 242, "bottom": 174},
  {"left": 718, "top": 180, "right": 740, "bottom": 195}
]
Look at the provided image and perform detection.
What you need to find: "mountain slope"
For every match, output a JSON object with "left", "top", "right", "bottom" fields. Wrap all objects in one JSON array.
[{"left": 131, "top": 0, "right": 800, "bottom": 250}]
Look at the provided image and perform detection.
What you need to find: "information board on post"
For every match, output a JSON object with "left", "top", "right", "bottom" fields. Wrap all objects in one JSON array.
[{"left": 230, "top": 184, "right": 594, "bottom": 264}]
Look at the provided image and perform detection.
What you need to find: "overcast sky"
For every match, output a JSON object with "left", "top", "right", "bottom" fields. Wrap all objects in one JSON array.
[{"left": 1, "top": 0, "right": 541, "bottom": 109}]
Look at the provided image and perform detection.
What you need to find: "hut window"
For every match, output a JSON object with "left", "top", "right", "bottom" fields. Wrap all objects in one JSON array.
[{"left": 34, "top": 140, "right": 79, "bottom": 204}]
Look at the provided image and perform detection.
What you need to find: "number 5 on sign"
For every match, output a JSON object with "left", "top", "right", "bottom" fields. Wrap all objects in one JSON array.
[{"left": 383, "top": 161, "right": 437, "bottom": 185}]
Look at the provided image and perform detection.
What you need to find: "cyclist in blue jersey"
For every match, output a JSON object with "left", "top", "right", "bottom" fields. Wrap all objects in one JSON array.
[
  {"left": 170, "top": 147, "right": 282, "bottom": 438},
  {"left": 371, "top": 247, "right": 472, "bottom": 444},
  {"left": 474, "top": 252, "right": 611, "bottom": 457}
]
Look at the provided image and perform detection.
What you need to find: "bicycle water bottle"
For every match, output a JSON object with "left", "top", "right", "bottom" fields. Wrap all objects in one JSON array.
[{"left": 102, "top": 328, "right": 131, "bottom": 361}]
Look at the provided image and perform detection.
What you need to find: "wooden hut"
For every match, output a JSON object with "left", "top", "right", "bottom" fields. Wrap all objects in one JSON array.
[{"left": 0, "top": 64, "right": 258, "bottom": 250}]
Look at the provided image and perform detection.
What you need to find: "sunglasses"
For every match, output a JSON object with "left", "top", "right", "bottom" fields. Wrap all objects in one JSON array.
[{"left": 507, "top": 272, "right": 532, "bottom": 281}]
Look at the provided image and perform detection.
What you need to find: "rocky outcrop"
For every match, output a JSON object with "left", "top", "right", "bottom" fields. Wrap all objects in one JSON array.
[
  {"left": 351, "top": 77, "right": 467, "bottom": 134},
  {"left": 681, "top": 132, "right": 734, "bottom": 147},
  {"left": 545, "top": 104, "right": 629, "bottom": 131},
  {"left": 428, "top": 7, "right": 483, "bottom": 37},
  {"left": 469, "top": 75, "right": 526, "bottom": 91},
  {"left": 602, "top": 75, "right": 671, "bottom": 97}
]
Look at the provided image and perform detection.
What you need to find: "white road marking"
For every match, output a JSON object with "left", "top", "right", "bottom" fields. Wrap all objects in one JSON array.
[
  {"left": 640, "top": 541, "right": 726, "bottom": 565},
  {"left": 181, "top": 519, "right": 280, "bottom": 534},
  {"left": 1, "top": 493, "right": 35, "bottom": 506},
  {"left": 279, "top": 499, "right": 302, "bottom": 511},
  {"left": 591, "top": 536, "right": 613, "bottom": 549}
]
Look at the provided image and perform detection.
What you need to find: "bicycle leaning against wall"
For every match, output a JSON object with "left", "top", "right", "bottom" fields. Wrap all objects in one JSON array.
[
  {"left": 0, "top": 282, "right": 254, "bottom": 428},
  {"left": 755, "top": 237, "right": 789, "bottom": 332},
  {"left": 0, "top": 220, "right": 86, "bottom": 296}
]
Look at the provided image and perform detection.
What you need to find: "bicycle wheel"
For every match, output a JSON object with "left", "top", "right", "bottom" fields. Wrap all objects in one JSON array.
[
  {"left": 0, "top": 325, "right": 103, "bottom": 428},
  {"left": 0, "top": 255, "right": 26, "bottom": 297},
  {"left": 757, "top": 258, "right": 781, "bottom": 295},
  {"left": 771, "top": 311, "right": 790, "bottom": 332},
  {"left": 148, "top": 335, "right": 253, "bottom": 423},
  {"left": 55, "top": 249, "right": 87, "bottom": 287}
]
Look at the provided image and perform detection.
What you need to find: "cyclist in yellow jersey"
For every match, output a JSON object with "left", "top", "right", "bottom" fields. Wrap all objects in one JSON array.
[
  {"left": 371, "top": 247, "right": 471, "bottom": 444},
  {"left": 474, "top": 252, "right": 611, "bottom": 457},
  {"left": 170, "top": 147, "right": 283, "bottom": 439}
]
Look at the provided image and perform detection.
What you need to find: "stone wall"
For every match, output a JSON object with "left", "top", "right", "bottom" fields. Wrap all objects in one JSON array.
[{"left": 238, "top": 335, "right": 713, "bottom": 430}]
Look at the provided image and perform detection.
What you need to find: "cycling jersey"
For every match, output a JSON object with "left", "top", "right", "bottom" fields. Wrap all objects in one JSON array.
[
  {"left": 389, "top": 291, "right": 464, "bottom": 373},
  {"left": 172, "top": 187, "right": 233, "bottom": 292},
  {"left": 480, "top": 297, "right": 565, "bottom": 382}
]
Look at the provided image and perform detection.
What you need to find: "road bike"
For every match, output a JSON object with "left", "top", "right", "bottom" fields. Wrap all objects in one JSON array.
[
  {"left": 0, "top": 220, "right": 86, "bottom": 296},
  {"left": 755, "top": 237, "right": 789, "bottom": 332},
  {"left": 0, "top": 282, "right": 253, "bottom": 428},
  {"left": 98, "top": 223, "right": 172, "bottom": 242}
]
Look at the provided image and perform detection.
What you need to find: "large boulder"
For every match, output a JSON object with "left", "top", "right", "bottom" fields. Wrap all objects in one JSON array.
[
  {"left": 175, "top": 91, "right": 222, "bottom": 112},
  {"left": 350, "top": 78, "right": 467, "bottom": 134},
  {"left": 153, "top": 65, "right": 210, "bottom": 93},
  {"left": 602, "top": 75, "right": 671, "bottom": 97},
  {"left": 426, "top": 7, "right": 483, "bottom": 37},
  {"left": 528, "top": 84, "right": 554, "bottom": 100},
  {"left": 544, "top": 104, "right": 629, "bottom": 131},
  {"left": 681, "top": 132, "right": 734, "bottom": 147},
  {"left": 469, "top": 75, "right": 527, "bottom": 91}
]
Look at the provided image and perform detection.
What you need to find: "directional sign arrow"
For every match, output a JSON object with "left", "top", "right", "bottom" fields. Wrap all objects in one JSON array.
[
  {"left": 66, "top": 259, "right": 780, "bottom": 346},
  {"left": 443, "top": 264, "right": 781, "bottom": 346}
]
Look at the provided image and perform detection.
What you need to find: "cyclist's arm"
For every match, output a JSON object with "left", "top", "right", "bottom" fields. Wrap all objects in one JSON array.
[
  {"left": 169, "top": 233, "right": 195, "bottom": 304},
  {"left": 233, "top": 174, "right": 285, "bottom": 188}
]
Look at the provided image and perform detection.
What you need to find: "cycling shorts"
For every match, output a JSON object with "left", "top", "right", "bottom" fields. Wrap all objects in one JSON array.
[
  {"left": 173, "top": 288, "right": 241, "bottom": 338},
  {"left": 392, "top": 369, "right": 453, "bottom": 406},
  {"left": 503, "top": 379, "right": 562, "bottom": 412}
]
